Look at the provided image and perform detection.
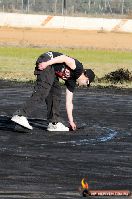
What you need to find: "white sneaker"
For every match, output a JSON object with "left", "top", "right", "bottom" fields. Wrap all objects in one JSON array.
[
  {"left": 47, "top": 122, "right": 69, "bottom": 131},
  {"left": 11, "top": 115, "right": 33, "bottom": 130}
]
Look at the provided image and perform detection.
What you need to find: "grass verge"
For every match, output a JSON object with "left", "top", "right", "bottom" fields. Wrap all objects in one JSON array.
[{"left": 0, "top": 46, "right": 132, "bottom": 88}]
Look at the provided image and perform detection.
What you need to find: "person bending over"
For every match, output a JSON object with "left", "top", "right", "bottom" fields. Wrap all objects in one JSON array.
[{"left": 11, "top": 51, "right": 95, "bottom": 131}]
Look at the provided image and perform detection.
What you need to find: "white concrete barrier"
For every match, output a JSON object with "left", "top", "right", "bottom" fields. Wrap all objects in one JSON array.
[
  {"left": 45, "top": 16, "right": 121, "bottom": 31},
  {"left": 0, "top": 12, "right": 132, "bottom": 32},
  {"left": 0, "top": 12, "right": 48, "bottom": 28},
  {"left": 120, "top": 20, "right": 132, "bottom": 32}
]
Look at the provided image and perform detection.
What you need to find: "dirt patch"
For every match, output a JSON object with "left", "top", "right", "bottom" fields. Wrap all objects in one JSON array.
[
  {"left": 0, "top": 27, "right": 132, "bottom": 50},
  {"left": 0, "top": 81, "right": 132, "bottom": 198}
]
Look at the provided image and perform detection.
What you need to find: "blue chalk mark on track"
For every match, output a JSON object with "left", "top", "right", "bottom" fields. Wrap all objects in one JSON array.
[
  {"left": 97, "top": 127, "right": 118, "bottom": 142},
  {"left": 57, "top": 127, "right": 118, "bottom": 146}
]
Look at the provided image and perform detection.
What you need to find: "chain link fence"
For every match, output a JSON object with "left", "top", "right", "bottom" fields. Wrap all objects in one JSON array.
[{"left": 0, "top": 0, "right": 132, "bottom": 17}]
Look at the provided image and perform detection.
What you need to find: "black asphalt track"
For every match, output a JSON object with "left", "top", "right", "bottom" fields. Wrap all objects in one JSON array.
[{"left": 0, "top": 80, "right": 132, "bottom": 199}]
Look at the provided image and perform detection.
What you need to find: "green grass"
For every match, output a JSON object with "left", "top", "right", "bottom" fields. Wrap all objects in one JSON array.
[{"left": 0, "top": 46, "right": 132, "bottom": 87}]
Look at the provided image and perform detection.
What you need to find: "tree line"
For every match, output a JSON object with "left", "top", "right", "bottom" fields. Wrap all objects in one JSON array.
[{"left": 0, "top": 0, "right": 132, "bottom": 17}]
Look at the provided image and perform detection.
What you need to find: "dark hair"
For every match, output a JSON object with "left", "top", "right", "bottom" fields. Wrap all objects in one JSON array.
[
  {"left": 84, "top": 69, "right": 95, "bottom": 86},
  {"left": 36, "top": 54, "right": 50, "bottom": 66}
]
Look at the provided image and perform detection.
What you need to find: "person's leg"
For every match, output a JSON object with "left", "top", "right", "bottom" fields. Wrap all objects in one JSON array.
[
  {"left": 45, "top": 88, "right": 54, "bottom": 123},
  {"left": 45, "top": 78, "right": 61, "bottom": 123},
  {"left": 45, "top": 78, "right": 69, "bottom": 131},
  {"left": 22, "top": 67, "right": 55, "bottom": 116},
  {"left": 11, "top": 66, "right": 55, "bottom": 129}
]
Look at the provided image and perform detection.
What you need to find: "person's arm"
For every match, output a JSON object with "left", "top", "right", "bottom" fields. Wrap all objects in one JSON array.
[
  {"left": 66, "top": 88, "right": 76, "bottom": 130},
  {"left": 38, "top": 55, "right": 76, "bottom": 70}
]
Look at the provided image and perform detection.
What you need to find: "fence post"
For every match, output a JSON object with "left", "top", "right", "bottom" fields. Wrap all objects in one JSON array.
[
  {"left": 62, "top": 0, "right": 66, "bottom": 15},
  {"left": 121, "top": 0, "right": 124, "bottom": 15},
  {"left": 21, "top": 0, "right": 23, "bottom": 12},
  {"left": 27, "top": 0, "right": 29, "bottom": 13},
  {"left": 54, "top": 0, "right": 57, "bottom": 14}
]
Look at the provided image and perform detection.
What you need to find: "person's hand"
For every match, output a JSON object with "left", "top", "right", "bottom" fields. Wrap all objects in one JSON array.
[
  {"left": 38, "top": 62, "right": 48, "bottom": 70},
  {"left": 69, "top": 121, "right": 77, "bottom": 131}
]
